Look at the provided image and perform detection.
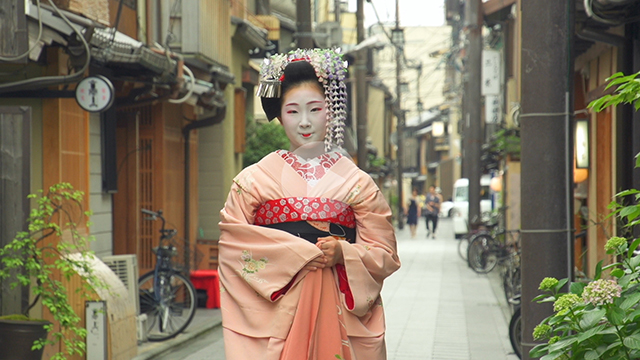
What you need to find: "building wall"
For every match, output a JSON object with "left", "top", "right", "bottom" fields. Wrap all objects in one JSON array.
[
  {"left": 195, "top": 0, "right": 233, "bottom": 241},
  {"left": 0, "top": 98, "right": 43, "bottom": 194},
  {"left": 89, "top": 113, "right": 114, "bottom": 258},
  {"left": 367, "top": 86, "right": 387, "bottom": 156},
  {"left": 197, "top": 116, "right": 228, "bottom": 241},
  {"left": 374, "top": 26, "right": 451, "bottom": 124},
  {"left": 53, "top": 0, "right": 110, "bottom": 24},
  {"left": 576, "top": 45, "right": 618, "bottom": 276}
]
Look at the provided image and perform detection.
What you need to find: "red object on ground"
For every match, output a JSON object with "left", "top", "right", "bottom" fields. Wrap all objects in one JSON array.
[{"left": 190, "top": 269, "right": 220, "bottom": 309}]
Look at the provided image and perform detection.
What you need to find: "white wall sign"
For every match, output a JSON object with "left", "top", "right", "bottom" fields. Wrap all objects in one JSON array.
[
  {"left": 481, "top": 50, "right": 501, "bottom": 96},
  {"left": 75, "top": 75, "right": 115, "bottom": 112},
  {"left": 86, "top": 301, "right": 107, "bottom": 360}
]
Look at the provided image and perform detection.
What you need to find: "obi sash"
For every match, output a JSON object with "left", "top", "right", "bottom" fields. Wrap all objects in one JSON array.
[{"left": 255, "top": 197, "right": 356, "bottom": 243}]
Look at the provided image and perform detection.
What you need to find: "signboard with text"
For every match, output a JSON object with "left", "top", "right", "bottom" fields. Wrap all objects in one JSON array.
[{"left": 482, "top": 50, "right": 501, "bottom": 96}]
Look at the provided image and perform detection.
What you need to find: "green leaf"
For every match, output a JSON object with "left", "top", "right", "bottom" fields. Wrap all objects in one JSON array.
[
  {"left": 584, "top": 350, "right": 599, "bottom": 360},
  {"left": 619, "top": 274, "right": 634, "bottom": 288},
  {"left": 595, "top": 260, "right": 603, "bottom": 280},
  {"left": 626, "top": 308, "right": 640, "bottom": 322},
  {"left": 629, "top": 239, "right": 640, "bottom": 259},
  {"left": 533, "top": 294, "right": 556, "bottom": 302},
  {"left": 555, "top": 278, "right": 569, "bottom": 292},
  {"left": 623, "top": 333, "right": 640, "bottom": 350},
  {"left": 549, "top": 336, "right": 578, "bottom": 353},
  {"left": 621, "top": 292, "right": 640, "bottom": 310},
  {"left": 620, "top": 206, "right": 640, "bottom": 223},
  {"left": 580, "top": 308, "right": 606, "bottom": 329},
  {"left": 529, "top": 343, "right": 549, "bottom": 358},
  {"left": 570, "top": 282, "right": 586, "bottom": 296},
  {"left": 607, "top": 306, "right": 626, "bottom": 326},
  {"left": 611, "top": 268, "right": 625, "bottom": 278},
  {"left": 577, "top": 324, "right": 606, "bottom": 342}
]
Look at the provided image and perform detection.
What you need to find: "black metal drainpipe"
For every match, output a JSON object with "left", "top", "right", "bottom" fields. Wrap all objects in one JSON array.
[{"left": 182, "top": 106, "right": 226, "bottom": 272}]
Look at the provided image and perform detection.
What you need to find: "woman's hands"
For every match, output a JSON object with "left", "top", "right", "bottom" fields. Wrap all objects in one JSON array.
[{"left": 303, "top": 236, "right": 345, "bottom": 271}]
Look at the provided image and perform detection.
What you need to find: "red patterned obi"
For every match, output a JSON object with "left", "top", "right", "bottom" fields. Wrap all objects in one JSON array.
[
  {"left": 259, "top": 197, "right": 357, "bottom": 308},
  {"left": 254, "top": 197, "right": 355, "bottom": 228}
]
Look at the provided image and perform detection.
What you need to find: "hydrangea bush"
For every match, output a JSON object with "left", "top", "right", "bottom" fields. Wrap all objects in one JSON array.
[{"left": 530, "top": 236, "right": 640, "bottom": 359}]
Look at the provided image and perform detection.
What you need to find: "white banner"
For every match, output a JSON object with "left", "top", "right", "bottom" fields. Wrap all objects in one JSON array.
[
  {"left": 482, "top": 50, "right": 501, "bottom": 95},
  {"left": 485, "top": 94, "right": 502, "bottom": 124}
]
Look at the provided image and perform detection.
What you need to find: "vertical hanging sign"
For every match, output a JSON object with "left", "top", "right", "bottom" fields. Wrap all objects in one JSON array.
[
  {"left": 481, "top": 50, "right": 501, "bottom": 95},
  {"left": 482, "top": 50, "right": 502, "bottom": 124}
]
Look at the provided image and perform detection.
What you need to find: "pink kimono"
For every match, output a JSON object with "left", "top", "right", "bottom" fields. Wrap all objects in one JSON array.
[{"left": 219, "top": 150, "right": 400, "bottom": 360}]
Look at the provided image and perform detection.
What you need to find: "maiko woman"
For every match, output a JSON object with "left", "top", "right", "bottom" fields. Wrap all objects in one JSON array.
[{"left": 218, "top": 48, "right": 400, "bottom": 360}]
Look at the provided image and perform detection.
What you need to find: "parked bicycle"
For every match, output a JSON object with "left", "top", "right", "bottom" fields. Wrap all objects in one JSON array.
[
  {"left": 467, "top": 228, "right": 520, "bottom": 274},
  {"left": 138, "top": 209, "right": 197, "bottom": 341},
  {"left": 457, "top": 211, "right": 498, "bottom": 262},
  {"left": 508, "top": 294, "right": 522, "bottom": 359}
]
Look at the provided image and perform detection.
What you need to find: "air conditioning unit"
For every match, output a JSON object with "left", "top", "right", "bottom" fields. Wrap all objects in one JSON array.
[{"left": 102, "top": 254, "right": 140, "bottom": 315}]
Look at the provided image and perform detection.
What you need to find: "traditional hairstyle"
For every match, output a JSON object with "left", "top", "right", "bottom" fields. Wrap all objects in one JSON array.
[{"left": 256, "top": 48, "right": 348, "bottom": 150}]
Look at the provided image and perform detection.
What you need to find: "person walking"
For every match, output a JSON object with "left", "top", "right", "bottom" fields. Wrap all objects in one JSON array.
[
  {"left": 218, "top": 49, "right": 401, "bottom": 360},
  {"left": 423, "top": 185, "right": 440, "bottom": 239},
  {"left": 406, "top": 189, "right": 420, "bottom": 238}
]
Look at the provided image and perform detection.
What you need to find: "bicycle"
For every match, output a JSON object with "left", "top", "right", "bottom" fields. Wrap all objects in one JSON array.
[
  {"left": 457, "top": 212, "right": 498, "bottom": 262},
  {"left": 138, "top": 209, "right": 197, "bottom": 341},
  {"left": 467, "top": 228, "right": 519, "bottom": 274},
  {"left": 508, "top": 295, "right": 522, "bottom": 359}
]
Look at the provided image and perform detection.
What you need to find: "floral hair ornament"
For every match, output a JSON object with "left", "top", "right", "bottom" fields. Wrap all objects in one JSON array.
[{"left": 256, "top": 48, "right": 349, "bottom": 150}]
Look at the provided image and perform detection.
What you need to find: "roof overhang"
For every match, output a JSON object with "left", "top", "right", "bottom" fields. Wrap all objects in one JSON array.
[
  {"left": 482, "top": 0, "right": 516, "bottom": 17},
  {"left": 231, "top": 16, "right": 272, "bottom": 50}
]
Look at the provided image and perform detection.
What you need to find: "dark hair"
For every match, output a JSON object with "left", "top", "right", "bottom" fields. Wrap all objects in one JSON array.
[{"left": 261, "top": 61, "right": 324, "bottom": 120}]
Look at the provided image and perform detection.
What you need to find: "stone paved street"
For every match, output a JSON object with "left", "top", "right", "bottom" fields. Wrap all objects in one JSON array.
[{"left": 384, "top": 218, "right": 519, "bottom": 360}]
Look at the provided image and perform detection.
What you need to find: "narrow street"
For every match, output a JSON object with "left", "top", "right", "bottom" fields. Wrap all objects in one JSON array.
[{"left": 148, "top": 218, "right": 519, "bottom": 360}]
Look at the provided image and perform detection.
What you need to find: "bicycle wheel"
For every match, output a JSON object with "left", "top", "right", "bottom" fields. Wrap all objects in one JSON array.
[
  {"left": 509, "top": 306, "right": 522, "bottom": 359},
  {"left": 503, "top": 265, "right": 521, "bottom": 307},
  {"left": 458, "top": 236, "right": 469, "bottom": 262},
  {"left": 467, "top": 234, "right": 499, "bottom": 273},
  {"left": 139, "top": 270, "right": 197, "bottom": 341}
]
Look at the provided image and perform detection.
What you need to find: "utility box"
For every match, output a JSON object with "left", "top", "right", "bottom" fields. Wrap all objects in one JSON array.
[{"left": 68, "top": 253, "right": 138, "bottom": 360}]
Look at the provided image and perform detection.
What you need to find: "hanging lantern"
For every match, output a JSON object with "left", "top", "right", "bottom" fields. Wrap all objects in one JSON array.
[
  {"left": 573, "top": 157, "right": 589, "bottom": 183},
  {"left": 574, "top": 167, "right": 589, "bottom": 183},
  {"left": 490, "top": 176, "right": 502, "bottom": 192}
]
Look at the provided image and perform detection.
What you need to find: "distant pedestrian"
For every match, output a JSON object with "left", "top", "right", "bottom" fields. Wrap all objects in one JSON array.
[
  {"left": 435, "top": 187, "right": 444, "bottom": 213},
  {"left": 406, "top": 189, "right": 420, "bottom": 238},
  {"left": 424, "top": 185, "right": 440, "bottom": 238}
]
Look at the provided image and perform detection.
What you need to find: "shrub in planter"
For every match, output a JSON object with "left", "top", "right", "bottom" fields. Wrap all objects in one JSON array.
[{"left": 0, "top": 183, "right": 106, "bottom": 360}]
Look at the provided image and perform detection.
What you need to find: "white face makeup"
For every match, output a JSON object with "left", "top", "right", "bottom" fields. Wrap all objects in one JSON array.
[{"left": 279, "top": 83, "right": 328, "bottom": 152}]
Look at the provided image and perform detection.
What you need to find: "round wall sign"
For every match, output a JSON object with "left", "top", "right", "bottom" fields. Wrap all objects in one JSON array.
[{"left": 75, "top": 75, "right": 115, "bottom": 112}]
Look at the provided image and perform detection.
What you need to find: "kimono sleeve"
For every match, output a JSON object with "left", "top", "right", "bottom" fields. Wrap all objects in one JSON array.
[{"left": 338, "top": 184, "right": 401, "bottom": 317}]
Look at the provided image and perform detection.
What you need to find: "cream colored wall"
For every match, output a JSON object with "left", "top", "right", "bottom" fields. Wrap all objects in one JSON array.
[
  {"left": 341, "top": 12, "right": 358, "bottom": 46},
  {"left": 89, "top": 113, "right": 114, "bottom": 258},
  {"left": 367, "top": 86, "right": 386, "bottom": 156},
  {"left": 374, "top": 26, "right": 451, "bottom": 124}
]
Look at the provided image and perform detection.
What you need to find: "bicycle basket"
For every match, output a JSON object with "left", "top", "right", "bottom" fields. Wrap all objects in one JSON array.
[{"left": 165, "top": 236, "right": 204, "bottom": 273}]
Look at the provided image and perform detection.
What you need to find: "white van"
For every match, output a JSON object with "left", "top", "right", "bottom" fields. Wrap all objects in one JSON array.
[{"left": 451, "top": 176, "right": 493, "bottom": 238}]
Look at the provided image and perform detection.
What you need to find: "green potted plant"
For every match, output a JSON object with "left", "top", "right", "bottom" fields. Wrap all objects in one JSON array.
[
  {"left": 0, "top": 183, "right": 106, "bottom": 360},
  {"left": 529, "top": 70, "right": 640, "bottom": 359},
  {"left": 530, "top": 236, "right": 640, "bottom": 359}
]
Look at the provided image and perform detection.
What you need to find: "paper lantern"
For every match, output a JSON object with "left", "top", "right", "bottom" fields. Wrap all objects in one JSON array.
[
  {"left": 490, "top": 176, "right": 502, "bottom": 192},
  {"left": 574, "top": 167, "right": 588, "bottom": 183}
]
